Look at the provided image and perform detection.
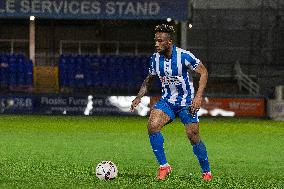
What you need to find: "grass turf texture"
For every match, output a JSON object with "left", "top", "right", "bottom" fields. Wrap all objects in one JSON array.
[{"left": 0, "top": 115, "right": 283, "bottom": 189}]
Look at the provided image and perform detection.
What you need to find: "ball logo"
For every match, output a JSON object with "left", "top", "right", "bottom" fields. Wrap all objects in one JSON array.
[{"left": 96, "top": 161, "right": 118, "bottom": 180}]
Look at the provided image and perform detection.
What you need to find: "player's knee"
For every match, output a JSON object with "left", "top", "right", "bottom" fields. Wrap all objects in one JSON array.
[
  {"left": 186, "top": 127, "right": 199, "bottom": 144},
  {"left": 189, "top": 137, "right": 200, "bottom": 145},
  {"left": 148, "top": 125, "right": 160, "bottom": 134},
  {"left": 148, "top": 120, "right": 161, "bottom": 134},
  {"left": 186, "top": 128, "right": 199, "bottom": 137}
]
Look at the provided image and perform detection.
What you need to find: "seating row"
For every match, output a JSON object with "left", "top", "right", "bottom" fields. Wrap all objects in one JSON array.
[
  {"left": 58, "top": 55, "right": 158, "bottom": 91},
  {"left": 0, "top": 54, "right": 33, "bottom": 87}
]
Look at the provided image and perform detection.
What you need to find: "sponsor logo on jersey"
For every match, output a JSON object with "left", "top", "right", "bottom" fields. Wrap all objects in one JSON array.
[{"left": 159, "top": 76, "right": 182, "bottom": 85}]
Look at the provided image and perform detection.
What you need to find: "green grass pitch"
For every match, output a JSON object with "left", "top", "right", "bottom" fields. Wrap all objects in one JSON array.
[{"left": 0, "top": 115, "right": 283, "bottom": 188}]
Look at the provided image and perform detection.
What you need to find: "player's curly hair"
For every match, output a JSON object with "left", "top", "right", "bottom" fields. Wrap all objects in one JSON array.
[{"left": 154, "top": 24, "right": 175, "bottom": 40}]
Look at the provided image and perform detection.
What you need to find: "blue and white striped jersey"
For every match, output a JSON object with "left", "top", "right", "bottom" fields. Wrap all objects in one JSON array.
[{"left": 149, "top": 45, "right": 201, "bottom": 106}]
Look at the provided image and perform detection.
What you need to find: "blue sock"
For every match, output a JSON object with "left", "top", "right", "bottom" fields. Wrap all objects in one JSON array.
[
  {"left": 149, "top": 132, "right": 167, "bottom": 165},
  {"left": 192, "top": 140, "right": 210, "bottom": 173}
]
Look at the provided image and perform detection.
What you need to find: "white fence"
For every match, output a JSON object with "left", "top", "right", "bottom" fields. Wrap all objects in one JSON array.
[{"left": 234, "top": 61, "right": 260, "bottom": 95}]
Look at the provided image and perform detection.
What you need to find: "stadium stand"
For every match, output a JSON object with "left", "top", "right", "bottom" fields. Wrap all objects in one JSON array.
[
  {"left": 0, "top": 53, "right": 33, "bottom": 92},
  {"left": 58, "top": 54, "right": 161, "bottom": 94},
  {"left": 0, "top": 0, "right": 283, "bottom": 96}
]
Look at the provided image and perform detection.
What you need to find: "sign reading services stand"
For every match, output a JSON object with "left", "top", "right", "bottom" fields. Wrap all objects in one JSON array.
[{"left": 0, "top": 0, "right": 188, "bottom": 20}]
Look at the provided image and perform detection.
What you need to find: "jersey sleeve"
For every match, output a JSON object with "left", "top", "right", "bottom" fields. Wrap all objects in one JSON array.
[
  {"left": 183, "top": 51, "right": 201, "bottom": 70},
  {"left": 148, "top": 54, "right": 157, "bottom": 75}
]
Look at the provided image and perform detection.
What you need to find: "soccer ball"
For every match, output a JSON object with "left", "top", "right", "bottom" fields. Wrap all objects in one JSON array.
[{"left": 95, "top": 161, "right": 118, "bottom": 180}]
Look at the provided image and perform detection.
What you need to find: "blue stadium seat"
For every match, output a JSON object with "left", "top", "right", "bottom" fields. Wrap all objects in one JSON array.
[
  {"left": 0, "top": 55, "right": 9, "bottom": 86},
  {"left": 67, "top": 56, "right": 76, "bottom": 87},
  {"left": 58, "top": 54, "right": 156, "bottom": 93},
  {"left": 17, "top": 59, "right": 25, "bottom": 86},
  {"left": 82, "top": 56, "right": 92, "bottom": 87},
  {"left": 25, "top": 60, "right": 33, "bottom": 86},
  {"left": 59, "top": 55, "right": 68, "bottom": 87},
  {"left": 8, "top": 55, "right": 18, "bottom": 86},
  {"left": 0, "top": 53, "right": 33, "bottom": 88},
  {"left": 90, "top": 55, "right": 100, "bottom": 64},
  {"left": 73, "top": 55, "right": 85, "bottom": 87}
]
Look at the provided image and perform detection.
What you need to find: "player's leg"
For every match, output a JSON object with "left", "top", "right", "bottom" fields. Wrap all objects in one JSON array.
[
  {"left": 148, "top": 100, "right": 174, "bottom": 180},
  {"left": 148, "top": 109, "right": 172, "bottom": 180},
  {"left": 186, "top": 122, "right": 212, "bottom": 181},
  {"left": 148, "top": 108, "right": 171, "bottom": 164},
  {"left": 148, "top": 108, "right": 171, "bottom": 133},
  {"left": 185, "top": 122, "right": 212, "bottom": 181},
  {"left": 179, "top": 109, "right": 212, "bottom": 181}
]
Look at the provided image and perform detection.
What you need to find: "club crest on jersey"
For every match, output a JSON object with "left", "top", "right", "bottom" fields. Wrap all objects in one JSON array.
[{"left": 159, "top": 76, "right": 182, "bottom": 85}]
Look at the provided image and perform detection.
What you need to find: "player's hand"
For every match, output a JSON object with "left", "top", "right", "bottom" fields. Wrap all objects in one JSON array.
[
  {"left": 130, "top": 97, "right": 141, "bottom": 112},
  {"left": 190, "top": 96, "right": 202, "bottom": 114}
]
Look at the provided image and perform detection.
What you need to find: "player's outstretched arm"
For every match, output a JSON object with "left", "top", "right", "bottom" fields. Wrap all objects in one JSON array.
[
  {"left": 191, "top": 62, "right": 208, "bottom": 114},
  {"left": 130, "top": 74, "right": 154, "bottom": 112}
]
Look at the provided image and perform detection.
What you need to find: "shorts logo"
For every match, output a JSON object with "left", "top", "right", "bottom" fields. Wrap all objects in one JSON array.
[{"left": 160, "top": 76, "right": 182, "bottom": 85}]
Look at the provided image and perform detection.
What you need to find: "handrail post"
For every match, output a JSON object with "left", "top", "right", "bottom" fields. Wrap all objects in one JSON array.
[
  {"left": 78, "top": 41, "right": 81, "bottom": 55},
  {"left": 11, "top": 40, "right": 14, "bottom": 54}
]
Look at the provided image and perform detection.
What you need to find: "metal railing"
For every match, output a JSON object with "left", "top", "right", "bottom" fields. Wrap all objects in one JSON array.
[
  {"left": 234, "top": 61, "right": 260, "bottom": 95},
  {"left": 35, "top": 52, "right": 60, "bottom": 66},
  {"left": 59, "top": 40, "right": 153, "bottom": 56},
  {"left": 0, "top": 39, "right": 29, "bottom": 54}
]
